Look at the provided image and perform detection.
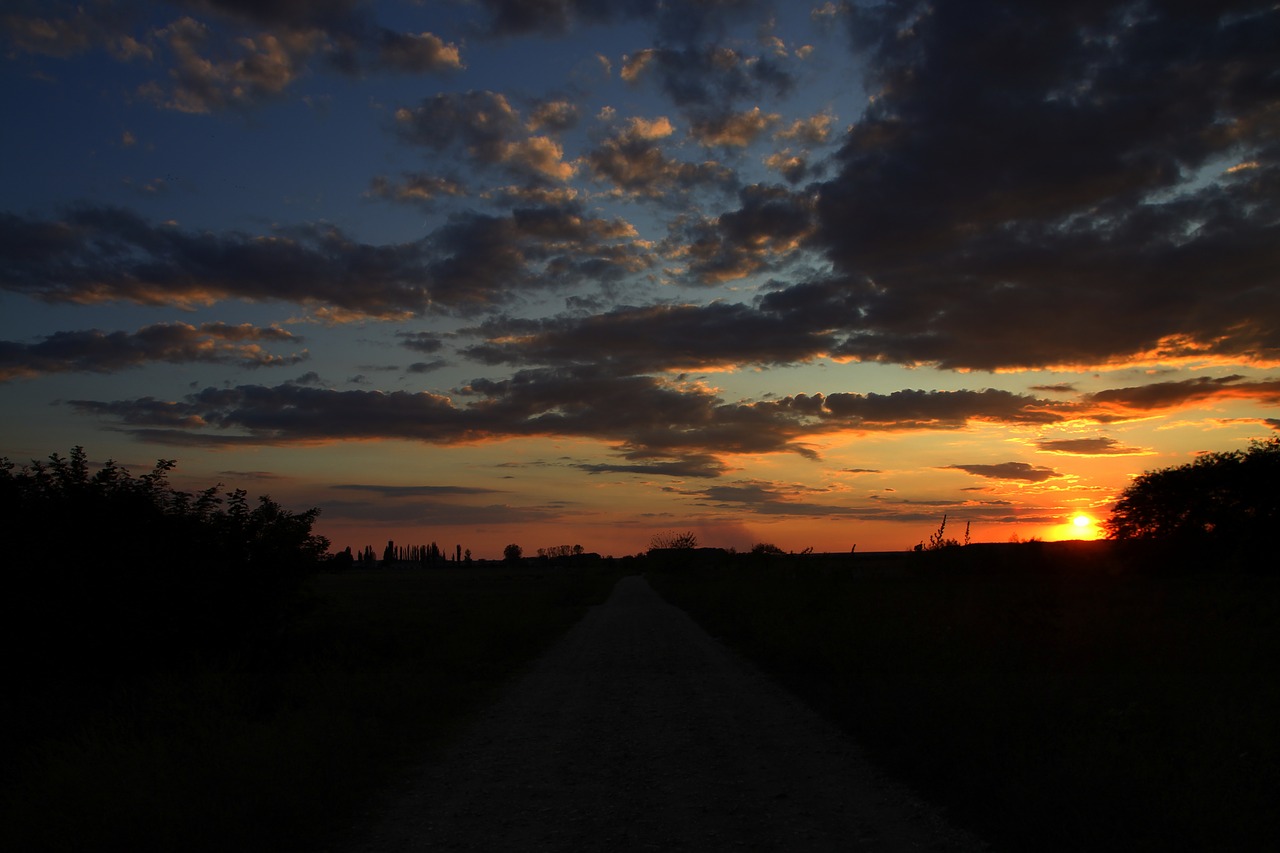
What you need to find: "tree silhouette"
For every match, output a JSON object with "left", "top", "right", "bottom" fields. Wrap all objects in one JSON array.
[
  {"left": 649, "top": 530, "right": 698, "bottom": 550},
  {"left": 1105, "top": 438, "right": 1280, "bottom": 546},
  {"left": 503, "top": 543, "right": 523, "bottom": 563},
  {"left": 0, "top": 447, "right": 328, "bottom": 675}
]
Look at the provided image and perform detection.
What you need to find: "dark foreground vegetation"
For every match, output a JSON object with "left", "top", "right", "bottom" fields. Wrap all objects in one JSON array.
[
  {"left": 648, "top": 542, "right": 1279, "bottom": 852},
  {"left": 0, "top": 449, "right": 624, "bottom": 852}
]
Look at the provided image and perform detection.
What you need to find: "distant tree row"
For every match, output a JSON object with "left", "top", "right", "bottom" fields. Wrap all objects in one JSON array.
[
  {"left": 0, "top": 447, "right": 329, "bottom": 676},
  {"left": 537, "top": 544, "right": 585, "bottom": 559},
  {"left": 330, "top": 540, "right": 472, "bottom": 569}
]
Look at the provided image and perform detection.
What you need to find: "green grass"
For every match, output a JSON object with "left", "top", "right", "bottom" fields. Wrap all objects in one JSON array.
[
  {"left": 648, "top": 549, "right": 1280, "bottom": 852},
  {"left": 1, "top": 563, "right": 627, "bottom": 853}
]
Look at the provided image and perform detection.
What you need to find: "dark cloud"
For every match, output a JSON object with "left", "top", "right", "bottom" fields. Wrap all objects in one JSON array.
[
  {"left": 180, "top": 0, "right": 367, "bottom": 32},
  {"left": 407, "top": 360, "right": 448, "bottom": 374},
  {"left": 0, "top": 204, "right": 646, "bottom": 319},
  {"left": 1035, "top": 437, "right": 1146, "bottom": 456},
  {"left": 397, "top": 332, "right": 445, "bottom": 354},
  {"left": 424, "top": 205, "right": 651, "bottom": 311},
  {"left": 1084, "top": 376, "right": 1280, "bottom": 417},
  {"left": 576, "top": 457, "right": 728, "bottom": 479},
  {"left": 621, "top": 44, "right": 794, "bottom": 117},
  {"left": 787, "top": 388, "right": 1062, "bottom": 430},
  {"left": 468, "top": 0, "right": 658, "bottom": 37},
  {"left": 217, "top": 469, "right": 284, "bottom": 480},
  {"left": 372, "top": 29, "right": 463, "bottom": 73},
  {"left": 672, "top": 183, "right": 816, "bottom": 283},
  {"left": 69, "top": 370, "right": 1071, "bottom": 476},
  {"left": 692, "top": 480, "right": 861, "bottom": 517},
  {"left": 468, "top": 0, "right": 760, "bottom": 41},
  {"left": 793, "top": 0, "right": 1280, "bottom": 370},
  {"left": 0, "top": 322, "right": 305, "bottom": 381},
  {"left": 944, "top": 462, "right": 1063, "bottom": 483},
  {"left": 463, "top": 302, "right": 836, "bottom": 373}
]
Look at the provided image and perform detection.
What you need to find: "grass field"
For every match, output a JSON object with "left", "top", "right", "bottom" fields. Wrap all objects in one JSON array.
[
  {"left": 648, "top": 544, "right": 1280, "bottom": 852},
  {"left": 1, "top": 563, "right": 627, "bottom": 853}
]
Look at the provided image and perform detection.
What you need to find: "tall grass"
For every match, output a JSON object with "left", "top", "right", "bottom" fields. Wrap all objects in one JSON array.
[
  {"left": 648, "top": 549, "right": 1279, "bottom": 851},
  {"left": 1, "top": 564, "right": 626, "bottom": 852}
]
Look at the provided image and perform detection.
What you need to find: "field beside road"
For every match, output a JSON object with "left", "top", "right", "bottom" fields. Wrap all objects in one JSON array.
[
  {"left": 2, "top": 564, "right": 625, "bottom": 853},
  {"left": 648, "top": 544, "right": 1280, "bottom": 851}
]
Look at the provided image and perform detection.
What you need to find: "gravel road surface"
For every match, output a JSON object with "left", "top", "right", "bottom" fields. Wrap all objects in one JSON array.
[{"left": 346, "top": 575, "right": 986, "bottom": 851}]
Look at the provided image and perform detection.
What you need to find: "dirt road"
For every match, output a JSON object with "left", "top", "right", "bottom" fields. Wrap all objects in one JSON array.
[{"left": 346, "top": 575, "right": 985, "bottom": 851}]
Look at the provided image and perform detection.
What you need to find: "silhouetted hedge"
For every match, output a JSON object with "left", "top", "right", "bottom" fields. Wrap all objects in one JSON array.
[{"left": 1, "top": 447, "right": 329, "bottom": 677}]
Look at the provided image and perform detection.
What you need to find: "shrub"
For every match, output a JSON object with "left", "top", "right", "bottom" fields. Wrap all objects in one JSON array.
[
  {"left": 0, "top": 447, "right": 328, "bottom": 676},
  {"left": 1105, "top": 437, "right": 1280, "bottom": 546}
]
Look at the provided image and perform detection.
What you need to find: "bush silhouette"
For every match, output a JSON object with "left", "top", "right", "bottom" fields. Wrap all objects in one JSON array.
[
  {"left": 0, "top": 447, "right": 329, "bottom": 677},
  {"left": 1105, "top": 437, "right": 1280, "bottom": 549}
]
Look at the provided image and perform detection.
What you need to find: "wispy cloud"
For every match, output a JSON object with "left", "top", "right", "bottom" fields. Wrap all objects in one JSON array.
[
  {"left": 943, "top": 463, "right": 1063, "bottom": 484},
  {"left": 0, "top": 322, "right": 305, "bottom": 381}
]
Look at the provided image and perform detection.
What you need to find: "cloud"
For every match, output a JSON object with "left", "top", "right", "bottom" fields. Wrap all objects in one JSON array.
[
  {"left": 1083, "top": 376, "right": 1280, "bottom": 419},
  {"left": 793, "top": 1, "right": 1280, "bottom": 370},
  {"left": 763, "top": 150, "right": 811, "bottom": 183},
  {"left": 801, "top": 388, "right": 1063, "bottom": 430},
  {"left": 68, "top": 370, "right": 1070, "bottom": 477},
  {"left": 373, "top": 29, "right": 464, "bottom": 73},
  {"left": 0, "top": 203, "right": 648, "bottom": 318},
  {"left": 142, "top": 16, "right": 320, "bottom": 113},
  {"left": 397, "top": 332, "right": 444, "bottom": 354},
  {"left": 5, "top": 2, "right": 464, "bottom": 112},
  {"left": 1035, "top": 437, "right": 1147, "bottom": 456},
  {"left": 774, "top": 111, "right": 835, "bottom": 145},
  {"left": 367, "top": 173, "right": 467, "bottom": 205},
  {"left": 467, "top": 0, "right": 763, "bottom": 41},
  {"left": 3, "top": 7, "right": 95, "bottom": 58},
  {"left": 620, "top": 44, "right": 795, "bottom": 115},
  {"left": 689, "top": 107, "right": 780, "bottom": 147},
  {"left": 0, "top": 322, "right": 306, "bottom": 381},
  {"left": 576, "top": 456, "right": 728, "bottom": 479},
  {"left": 394, "top": 90, "right": 576, "bottom": 183},
  {"left": 584, "top": 116, "right": 736, "bottom": 197},
  {"left": 526, "top": 98, "right": 581, "bottom": 133},
  {"left": 463, "top": 302, "right": 837, "bottom": 373},
  {"left": 670, "top": 183, "right": 816, "bottom": 283},
  {"left": 944, "top": 463, "right": 1063, "bottom": 483},
  {"left": 691, "top": 480, "right": 862, "bottom": 517}
]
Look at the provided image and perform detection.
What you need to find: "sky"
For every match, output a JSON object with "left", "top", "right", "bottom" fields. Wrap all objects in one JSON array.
[{"left": 1, "top": 0, "right": 1277, "bottom": 559}]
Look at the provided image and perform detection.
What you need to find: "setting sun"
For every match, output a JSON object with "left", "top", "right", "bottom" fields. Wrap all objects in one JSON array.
[{"left": 1073, "top": 514, "right": 1093, "bottom": 529}]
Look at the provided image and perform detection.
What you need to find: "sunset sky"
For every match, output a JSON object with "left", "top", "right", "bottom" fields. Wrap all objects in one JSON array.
[{"left": 2, "top": 1, "right": 1277, "bottom": 558}]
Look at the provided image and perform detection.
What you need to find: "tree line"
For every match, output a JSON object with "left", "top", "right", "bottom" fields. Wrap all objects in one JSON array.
[
  {"left": 1, "top": 447, "right": 329, "bottom": 678},
  {"left": 330, "top": 540, "right": 472, "bottom": 569}
]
